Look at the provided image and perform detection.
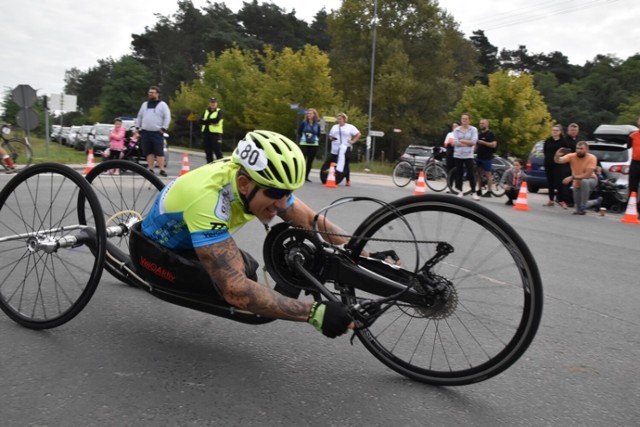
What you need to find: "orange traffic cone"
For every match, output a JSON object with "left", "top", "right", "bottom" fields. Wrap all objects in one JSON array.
[
  {"left": 414, "top": 171, "right": 427, "bottom": 195},
  {"left": 83, "top": 149, "right": 95, "bottom": 175},
  {"left": 179, "top": 152, "right": 190, "bottom": 176},
  {"left": 324, "top": 162, "right": 337, "bottom": 188},
  {"left": 620, "top": 191, "right": 639, "bottom": 224},
  {"left": 513, "top": 181, "right": 530, "bottom": 211}
]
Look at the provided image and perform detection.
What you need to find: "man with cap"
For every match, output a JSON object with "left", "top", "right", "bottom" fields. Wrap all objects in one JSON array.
[{"left": 200, "top": 97, "right": 225, "bottom": 163}]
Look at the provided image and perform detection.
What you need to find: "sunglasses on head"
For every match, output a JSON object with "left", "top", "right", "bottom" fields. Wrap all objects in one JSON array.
[{"left": 260, "top": 186, "right": 292, "bottom": 200}]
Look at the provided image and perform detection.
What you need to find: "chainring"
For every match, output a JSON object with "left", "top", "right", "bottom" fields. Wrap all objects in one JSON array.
[{"left": 262, "top": 222, "right": 326, "bottom": 292}]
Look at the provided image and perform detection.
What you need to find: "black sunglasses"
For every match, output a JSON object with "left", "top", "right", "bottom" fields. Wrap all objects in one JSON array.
[{"left": 260, "top": 186, "right": 292, "bottom": 200}]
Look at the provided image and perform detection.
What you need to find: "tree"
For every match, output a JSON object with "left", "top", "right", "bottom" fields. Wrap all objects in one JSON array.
[
  {"left": 327, "top": 0, "right": 479, "bottom": 158},
  {"left": 451, "top": 70, "right": 552, "bottom": 158},
  {"left": 64, "top": 59, "right": 113, "bottom": 115},
  {"left": 99, "top": 56, "right": 153, "bottom": 122},
  {"left": 469, "top": 30, "right": 499, "bottom": 84}
]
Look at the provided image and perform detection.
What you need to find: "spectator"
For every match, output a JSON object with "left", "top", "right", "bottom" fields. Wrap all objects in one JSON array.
[
  {"left": 107, "top": 118, "right": 126, "bottom": 175},
  {"left": 500, "top": 158, "right": 527, "bottom": 205},
  {"left": 200, "top": 97, "right": 224, "bottom": 163},
  {"left": 542, "top": 124, "right": 569, "bottom": 208},
  {"left": 475, "top": 118, "right": 497, "bottom": 198},
  {"left": 443, "top": 121, "right": 459, "bottom": 176},
  {"left": 136, "top": 86, "right": 171, "bottom": 177},
  {"left": 298, "top": 108, "right": 321, "bottom": 183},
  {"left": 554, "top": 141, "right": 602, "bottom": 215},
  {"left": 453, "top": 112, "right": 478, "bottom": 200},
  {"left": 328, "top": 112, "right": 360, "bottom": 187},
  {"left": 628, "top": 117, "right": 640, "bottom": 208}
]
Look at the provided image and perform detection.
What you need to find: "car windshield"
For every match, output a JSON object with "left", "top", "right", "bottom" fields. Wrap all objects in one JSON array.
[{"left": 589, "top": 145, "right": 629, "bottom": 163}]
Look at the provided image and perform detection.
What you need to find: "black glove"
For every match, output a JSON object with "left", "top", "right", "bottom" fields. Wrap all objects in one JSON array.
[{"left": 308, "top": 301, "right": 352, "bottom": 338}]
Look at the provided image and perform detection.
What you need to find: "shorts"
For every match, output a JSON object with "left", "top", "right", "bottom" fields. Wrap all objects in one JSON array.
[
  {"left": 475, "top": 158, "right": 493, "bottom": 172},
  {"left": 140, "top": 130, "right": 165, "bottom": 157}
]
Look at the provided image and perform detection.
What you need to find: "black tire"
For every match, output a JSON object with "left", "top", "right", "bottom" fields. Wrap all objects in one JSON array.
[
  {"left": 391, "top": 161, "right": 414, "bottom": 187},
  {"left": 80, "top": 160, "right": 164, "bottom": 286},
  {"left": 0, "top": 163, "right": 107, "bottom": 329},
  {"left": 346, "top": 194, "right": 543, "bottom": 386},
  {"left": 2, "top": 137, "right": 33, "bottom": 169},
  {"left": 424, "top": 163, "right": 448, "bottom": 192}
]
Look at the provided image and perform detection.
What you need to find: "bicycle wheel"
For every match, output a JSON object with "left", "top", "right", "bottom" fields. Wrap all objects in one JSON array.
[
  {"left": 346, "top": 194, "right": 543, "bottom": 386},
  {"left": 424, "top": 163, "right": 448, "bottom": 192},
  {"left": 490, "top": 170, "right": 506, "bottom": 197},
  {"left": 0, "top": 163, "right": 107, "bottom": 329},
  {"left": 446, "top": 167, "right": 474, "bottom": 195},
  {"left": 392, "top": 161, "right": 414, "bottom": 187},
  {"left": 2, "top": 137, "right": 33, "bottom": 169},
  {"left": 79, "top": 160, "right": 165, "bottom": 286}
]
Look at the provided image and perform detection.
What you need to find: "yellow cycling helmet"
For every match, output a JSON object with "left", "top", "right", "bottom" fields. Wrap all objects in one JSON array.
[{"left": 232, "top": 130, "right": 306, "bottom": 190}]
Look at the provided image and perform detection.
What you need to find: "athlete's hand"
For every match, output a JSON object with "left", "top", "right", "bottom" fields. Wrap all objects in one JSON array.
[{"left": 308, "top": 301, "right": 353, "bottom": 338}]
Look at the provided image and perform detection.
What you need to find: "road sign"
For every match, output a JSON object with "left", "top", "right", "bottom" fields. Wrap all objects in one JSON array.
[
  {"left": 48, "top": 93, "right": 77, "bottom": 112},
  {"left": 12, "top": 85, "right": 37, "bottom": 108},
  {"left": 16, "top": 108, "right": 39, "bottom": 131},
  {"left": 369, "top": 130, "right": 384, "bottom": 137},
  {"left": 187, "top": 112, "right": 198, "bottom": 122}
]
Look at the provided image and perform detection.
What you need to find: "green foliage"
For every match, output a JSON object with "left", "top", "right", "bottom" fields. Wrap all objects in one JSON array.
[
  {"left": 99, "top": 56, "right": 153, "bottom": 122},
  {"left": 451, "top": 70, "right": 552, "bottom": 158},
  {"left": 172, "top": 45, "right": 350, "bottom": 144},
  {"left": 327, "top": 0, "right": 479, "bottom": 158}
]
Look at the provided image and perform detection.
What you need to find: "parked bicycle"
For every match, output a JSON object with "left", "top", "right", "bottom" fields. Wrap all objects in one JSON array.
[
  {"left": 0, "top": 161, "right": 543, "bottom": 386},
  {"left": 1, "top": 124, "right": 33, "bottom": 173},
  {"left": 392, "top": 147, "right": 448, "bottom": 192}
]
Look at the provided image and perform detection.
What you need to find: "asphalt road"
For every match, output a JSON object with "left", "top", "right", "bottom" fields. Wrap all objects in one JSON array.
[{"left": 0, "top": 162, "right": 639, "bottom": 426}]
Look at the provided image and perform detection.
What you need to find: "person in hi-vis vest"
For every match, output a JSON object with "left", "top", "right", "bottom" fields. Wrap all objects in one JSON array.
[{"left": 200, "top": 97, "right": 224, "bottom": 163}]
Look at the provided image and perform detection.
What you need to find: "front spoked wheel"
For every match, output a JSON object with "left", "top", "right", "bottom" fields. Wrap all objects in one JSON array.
[
  {"left": 80, "top": 160, "right": 165, "bottom": 286},
  {"left": 346, "top": 194, "right": 543, "bottom": 386},
  {"left": 0, "top": 163, "right": 106, "bottom": 329},
  {"left": 2, "top": 138, "right": 33, "bottom": 170}
]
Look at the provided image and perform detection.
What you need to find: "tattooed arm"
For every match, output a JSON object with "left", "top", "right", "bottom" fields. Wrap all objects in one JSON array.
[{"left": 195, "top": 238, "right": 312, "bottom": 321}]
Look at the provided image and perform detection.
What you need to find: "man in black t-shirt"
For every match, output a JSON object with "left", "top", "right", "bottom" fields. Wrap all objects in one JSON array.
[{"left": 476, "top": 118, "right": 497, "bottom": 197}]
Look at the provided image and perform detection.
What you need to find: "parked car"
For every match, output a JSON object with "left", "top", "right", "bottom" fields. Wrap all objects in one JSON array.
[
  {"left": 86, "top": 123, "right": 115, "bottom": 155},
  {"left": 74, "top": 125, "right": 94, "bottom": 151},
  {"left": 589, "top": 124, "right": 638, "bottom": 187},
  {"left": 50, "top": 125, "right": 61, "bottom": 142},
  {"left": 399, "top": 145, "right": 436, "bottom": 170},
  {"left": 58, "top": 126, "right": 72, "bottom": 145},
  {"left": 525, "top": 141, "right": 547, "bottom": 193},
  {"left": 66, "top": 126, "right": 81, "bottom": 147}
]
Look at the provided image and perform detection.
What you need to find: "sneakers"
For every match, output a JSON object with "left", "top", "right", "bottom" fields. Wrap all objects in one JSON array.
[
  {"left": 346, "top": 180, "right": 351, "bottom": 187},
  {"left": 543, "top": 200, "right": 554, "bottom": 207},
  {"left": 457, "top": 192, "right": 464, "bottom": 198},
  {"left": 559, "top": 201, "right": 568, "bottom": 209},
  {"left": 305, "top": 178, "right": 312, "bottom": 183},
  {"left": 505, "top": 200, "right": 514, "bottom": 206},
  {"left": 472, "top": 193, "right": 480, "bottom": 201},
  {"left": 5, "top": 167, "right": 16, "bottom": 174},
  {"left": 481, "top": 192, "right": 492, "bottom": 198},
  {"left": 159, "top": 170, "right": 168, "bottom": 177},
  {"left": 572, "top": 211, "right": 586, "bottom": 215}
]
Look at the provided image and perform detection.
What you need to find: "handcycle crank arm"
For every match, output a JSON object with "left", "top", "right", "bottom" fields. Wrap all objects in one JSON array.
[{"left": 289, "top": 251, "right": 340, "bottom": 303}]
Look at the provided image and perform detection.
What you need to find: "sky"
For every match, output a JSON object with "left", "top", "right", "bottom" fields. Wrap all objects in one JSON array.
[{"left": 2, "top": 0, "right": 640, "bottom": 100}]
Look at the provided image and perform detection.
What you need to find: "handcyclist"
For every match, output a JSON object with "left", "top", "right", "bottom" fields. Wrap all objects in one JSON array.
[
  {"left": 139, "top": 130, "right": 354, "bottom": 338},
  {"left": 1, "top": 123, "right": 17, "bottom": 173}
]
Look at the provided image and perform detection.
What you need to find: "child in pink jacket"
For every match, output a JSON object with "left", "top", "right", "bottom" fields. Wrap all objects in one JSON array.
[{"left": 108, "top": 119, "right": 126, "bottom": 175}]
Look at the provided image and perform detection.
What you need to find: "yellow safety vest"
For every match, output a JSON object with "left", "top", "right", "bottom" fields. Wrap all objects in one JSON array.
[{"left": 201, "top": 109, "right": 223, "bottom": 133}]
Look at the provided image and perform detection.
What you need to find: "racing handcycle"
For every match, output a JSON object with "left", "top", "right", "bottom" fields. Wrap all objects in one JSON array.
[{"left": 0, "top": 160, "right": 543, "bottom": 386}]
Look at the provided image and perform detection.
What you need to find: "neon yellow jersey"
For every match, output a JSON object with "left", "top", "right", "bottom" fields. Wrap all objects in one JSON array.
[{"left": 141, "top": 159, "right": 292, "bottom": 250}]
